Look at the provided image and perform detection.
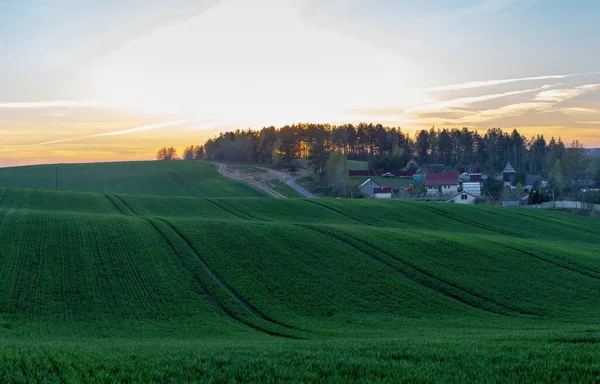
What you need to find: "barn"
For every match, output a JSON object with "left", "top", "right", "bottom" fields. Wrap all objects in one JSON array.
[{"left": 359, "top": 179, "right": 382, "bottom": 197}]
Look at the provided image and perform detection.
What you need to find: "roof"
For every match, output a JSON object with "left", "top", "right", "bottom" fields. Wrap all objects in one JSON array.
[
  {"left": 425, "top": 172, "right": 460, "bottom": 187},
  {"left": 359, "top": 179, "right": 381, "bottom": 188},
  {"left": 503, "top": 162, "right": 516, "bottom": 174},
  {"left": 525, "top": 175, "right": 542, "bottom": 186},
  {"left": 446, "top": 191, "right": 476, "bottom": 202},
  {"left": 373, "top": 187, "right": 392, "bottom": 194}
]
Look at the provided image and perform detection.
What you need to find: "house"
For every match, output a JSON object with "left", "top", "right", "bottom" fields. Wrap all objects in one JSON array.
[
  {"left": 459, "top": 164, "right": 482, "bottom": 182},
  {"left": 373, "top": 187, "right": 392, "bottom": 199},
  {"left": 425, "top": 172, "right": 460, "bottom": 195},
  {"left": 359, "top": 179, "right": 381, "bottom": 197},
  {"left": 502, "top": 163, "right": 516, "bottom": 185},
  {"left": 524, "top": 175, "right": 542, "bottom": 192},
  {"left": 446, "top": 191, "right": 476, "bottom": 204},
  {"left": 462, "top": 182, "right": 481, "bottom": 196}
]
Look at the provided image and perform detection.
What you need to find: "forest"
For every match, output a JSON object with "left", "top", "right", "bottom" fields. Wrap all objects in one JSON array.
[{"left": 186, "top": 123, "right": 598, "bottom": 184}]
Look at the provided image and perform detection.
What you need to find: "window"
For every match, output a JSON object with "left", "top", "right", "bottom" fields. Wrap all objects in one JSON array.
[{"left": 461, "top": 194, "right": 468, "bottom": 200}]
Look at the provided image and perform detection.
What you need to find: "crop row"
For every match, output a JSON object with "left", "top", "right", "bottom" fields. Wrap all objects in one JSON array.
[{"left": 0, "top": 210, "right": 235, "bottom": 330}]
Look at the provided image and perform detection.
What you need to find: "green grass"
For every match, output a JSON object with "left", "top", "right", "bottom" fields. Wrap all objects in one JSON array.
[
  {"left": 0, "top": 183, "right": 600, "bottom": 380},
  {"left": 0, "top": 161, "right": 265, "bottom": 197},
  {"left": 348, "top": 160, "right": 369, "bottom": 170},
  {"left": 268, "top": 179, "right": 305, "bottom": 198},
  {"left": 226, "top": 164, "right": 267, "bottom": 173}
]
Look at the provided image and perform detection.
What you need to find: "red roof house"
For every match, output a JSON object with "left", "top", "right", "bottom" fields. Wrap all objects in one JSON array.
[
  {"left": 426, "top": 172, "right": 460, "bottom": 195},
  {"left": 426, "top": 172, "right": 460, "bottom": 187}
]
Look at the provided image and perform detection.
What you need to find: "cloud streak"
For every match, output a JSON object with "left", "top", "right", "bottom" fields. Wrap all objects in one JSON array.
[
  {"left": 38, "top": 119, "right": 193, "bottom": 145},
  {"left": 0, "top": 100, "right": 103, "bottom": 108},
  {"left": 423, "top": 72, "right": 600, "bottom": 92}
]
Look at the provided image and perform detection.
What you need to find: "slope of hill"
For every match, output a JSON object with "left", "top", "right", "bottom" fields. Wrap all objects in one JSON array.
[
  {"left": 0, "top": 161, "right": 266, "bottom": 197},
  {"left": 1, "top": 187, "right": 600, "bottom": 380}
]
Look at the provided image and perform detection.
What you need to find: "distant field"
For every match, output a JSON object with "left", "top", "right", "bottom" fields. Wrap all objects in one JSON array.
[
  {"left": 0, "top": 161, "right": 265, "bottom": 197},
  {"left": 347, "top": 160, "right": 369, "bottom": 170},
  {"left": 1, "top": 184, "right": 600, "bottom": 380}
]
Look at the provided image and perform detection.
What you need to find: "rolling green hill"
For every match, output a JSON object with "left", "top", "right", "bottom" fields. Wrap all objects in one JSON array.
[
  {"left": 0, "top": 185, "right": 599, "bottom": 381},
  {"left": 0, "top": 161, "right": 265, "bottom": 197}
]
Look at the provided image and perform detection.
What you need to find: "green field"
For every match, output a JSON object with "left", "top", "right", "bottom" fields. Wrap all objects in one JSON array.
[
  {"left": 348, "top": 160, "right": 370, "bottom": 170},
  {"left": 0, "top": 163, "right": 599, "bottom": 381},
  {"left": 0, "top": 160, "right": 265, "bottom": 197}
]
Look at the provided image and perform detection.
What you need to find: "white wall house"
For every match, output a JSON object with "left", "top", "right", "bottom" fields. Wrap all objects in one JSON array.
[
  {"left": 447, "top": 191, "right": 476, "bottom": 204},
  {"left": 425, "top": 172, "right": 460, "bottom": 195}
]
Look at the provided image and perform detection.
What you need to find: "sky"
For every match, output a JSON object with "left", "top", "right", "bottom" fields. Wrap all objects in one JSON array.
[{"left": 1, "top": 0, "right": 599, "bottom": 166}]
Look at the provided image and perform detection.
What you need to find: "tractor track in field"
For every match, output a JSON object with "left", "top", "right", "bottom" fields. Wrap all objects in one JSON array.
[
  {"left": 301, "top": 224, "right": 540, "bottom": 317},
  {"left": 156, "top": 218, "right": 302, "bottom": 332},
  {"left": 0, "top": 190, "right": 16, "bottom": 229},
  {"left": 146, "top": 219, "right": 303, "bottom": 339},
  {"left": 168, "top": 171, "right": 198, "bottom": 197},
  {"left": 201, "top": 198, "right": 261, "bottom": 221},
  {"left": 303, "top": 200, "right": 377, "bottom": 227},
  {"left": 513, "top": 209, "right": 600, "bottom": 238},
  {"left": 0, "top": 188, "right": 8, "bottom": 207},
  {"left": 104, "top": 193, "right": 303, "bottom": 338},
  {"left": 415, "top": 204, "right": 524, "bottom": 238},
  {"left": 495, "top": 242, "right": 600, "bottom": 282}
]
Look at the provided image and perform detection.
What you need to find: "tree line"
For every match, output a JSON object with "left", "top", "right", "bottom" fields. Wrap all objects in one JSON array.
[{"left": 173, "top": 123, "right": 591, "bottom": 180}]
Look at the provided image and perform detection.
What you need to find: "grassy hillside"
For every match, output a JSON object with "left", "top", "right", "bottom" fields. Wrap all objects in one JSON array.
[
  {"left": 1, "top": 187, "right": 600, "bottom": 381},
  {"left": 0, "top": 161, "right": 265, "bottom": 197}
]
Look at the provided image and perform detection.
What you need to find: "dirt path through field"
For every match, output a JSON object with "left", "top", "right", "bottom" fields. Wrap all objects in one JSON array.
[{"left": 208, "top": 162, "right": 316, "bottom": 198}]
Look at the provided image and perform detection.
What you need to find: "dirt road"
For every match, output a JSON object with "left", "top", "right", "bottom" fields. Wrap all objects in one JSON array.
[{"left": 210, "top": 162, "right": 316, "bottom": 198}]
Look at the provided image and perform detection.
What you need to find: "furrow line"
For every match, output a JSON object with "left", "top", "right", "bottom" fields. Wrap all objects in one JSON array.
[
  {"left": 513, "top": 209, "right": 600, "bottom": 237},
  {"left": 201, "top": 199, "right": 256, "bottom": 221},
  {"left": 0, "top": 191, "right": 16, "bottom": 229},
  {"left": 0, "top": 188, "right": 7, "bottom": 207},
  {"left": 416, "top": 204, "right": 523, "bottom": 237},
  {"left": 169, "top": 171, "right": 197, "bottom": 197},
  {"left": 113, "top": 195, "right": 138, "bottom": 216},
  {"left": 103, "top": 194, "right": 128, "bottom": 216},
  {"left": 303, "top": 200, "right": 374, "bottom": 226},
  {"left": 157, "top": 218, "right": 301, "bottom": 332},
  {"left": 104, "top": 193, "right": 303, "bottom": 336},
  {"left": 147, "top": 219, "right": 303, "bottom": 339},
  {"left": 301, "top": 225, "right": 539, "bottom": 317},
  {"left": 495, "top": 242, "right": 600, "bottom": 282}
]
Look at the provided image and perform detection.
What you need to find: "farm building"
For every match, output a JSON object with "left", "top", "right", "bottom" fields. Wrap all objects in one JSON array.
[
  {"left": 503, "top": 163, "right": 516, "bottom": 185},
  {"left": 524, "top": 175, "right": 542, "bottom": 192},
  {"left": 359, "top": 179, "right": 382, "bottom": 197},
  {"left": 447, "top": 191, "right": 477, "bottom": 204},
  {"left": 462, "top": 182, "right": 481, "bottom": 196},
  {"left": 426, "top": 172, "right": 460, "bottom": 195},
  {"left": 459, "top": 164, "right": 482, "bottom": 182},
  {"left": 373, "top": 187, "right": 392, "bottom": 199}
]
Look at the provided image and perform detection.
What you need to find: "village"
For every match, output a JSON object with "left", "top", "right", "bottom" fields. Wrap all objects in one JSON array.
[{"left": 353, "top": 160, "right": 598, "bottom": 208}]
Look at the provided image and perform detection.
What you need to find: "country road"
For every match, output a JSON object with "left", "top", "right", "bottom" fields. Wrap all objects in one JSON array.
[
  {"left": 210, "top": 162, "right": 316, "bottom": 198},
  {"left": 284, "top": 176, "right": 317, "bottom": 198}
]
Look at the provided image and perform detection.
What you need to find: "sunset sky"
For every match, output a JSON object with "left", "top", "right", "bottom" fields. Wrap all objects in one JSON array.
[{"left": 1, "top": 0, "right": 599, "bottom": 166}]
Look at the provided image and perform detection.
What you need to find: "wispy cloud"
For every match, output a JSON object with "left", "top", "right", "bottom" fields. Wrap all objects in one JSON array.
[
  {"left": 39, "top": 119, "right": 193, "bottom": 145},
  {"left": 404, "top": 86, "right": 547, "bottom": 115},
  {"left": 451, "top": 84, "right": 600, "bottom": 124},
  {"left": 0, "top": 100, "right": 102, "bottom": 108},
  {"left": 423, "top": 72, "right": 600, "bottom": 92}
]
